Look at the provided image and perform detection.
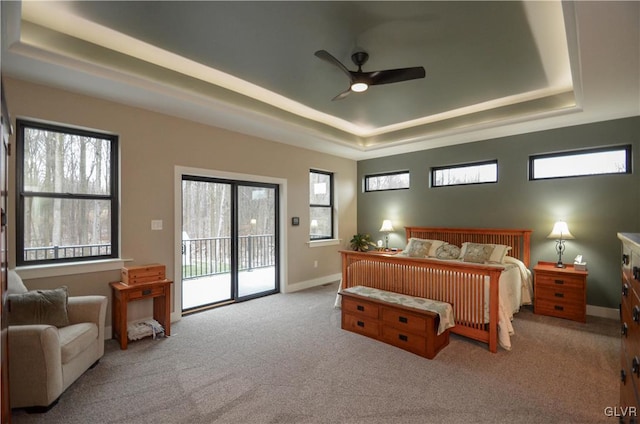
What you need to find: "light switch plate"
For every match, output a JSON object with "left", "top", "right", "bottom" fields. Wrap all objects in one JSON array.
[{"left": 151, "top": 220, "right": 163, "bottom": 230}]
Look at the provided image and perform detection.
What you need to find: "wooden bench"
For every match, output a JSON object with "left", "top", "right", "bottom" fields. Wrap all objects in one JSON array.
[{"left": 340, "top": 286, "right": 454, "bottom": 359}]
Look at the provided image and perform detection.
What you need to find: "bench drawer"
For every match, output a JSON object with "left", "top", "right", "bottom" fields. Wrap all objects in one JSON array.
[
  {"left": 381, "top": 306, "right": 428, "bottom": 333},
  {"left": 381, "top": 325, "right": 426, "bottom": 356},
  {"left": 342, "top": 313, "right": 380, "bottom": 338},
  {"left": 342, "top": 296, "right": 379, "bottom": 319}
]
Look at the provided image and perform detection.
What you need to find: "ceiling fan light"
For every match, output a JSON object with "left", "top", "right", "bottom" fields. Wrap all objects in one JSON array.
[{"left": 350, "top": 82, "right": 368, "bottom": 93}]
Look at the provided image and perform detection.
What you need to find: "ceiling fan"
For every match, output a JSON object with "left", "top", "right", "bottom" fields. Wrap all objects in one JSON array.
[{"left": 314, "top": 49, "right": 426, "bottom": 101}]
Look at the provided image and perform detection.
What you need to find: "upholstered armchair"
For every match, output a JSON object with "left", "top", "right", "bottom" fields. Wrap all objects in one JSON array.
[{"left": 6, "top": 270, "right": 107, "bottom": 410}]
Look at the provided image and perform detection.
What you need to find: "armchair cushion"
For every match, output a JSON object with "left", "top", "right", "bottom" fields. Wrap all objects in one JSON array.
[
  {"left": 59, "top": 323, "right": 99, "bottom": 364},
  {"left": 8, "top": 286, "right": 70, "bottom": 327}
]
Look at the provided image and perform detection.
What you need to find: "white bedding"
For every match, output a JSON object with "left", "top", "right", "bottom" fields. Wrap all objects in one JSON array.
[
  {"left": 485, "top": 256, "right": 533, "bottom": 350},
  {"left": 335, "top": 255, "right": 533, "bottom": 351}
]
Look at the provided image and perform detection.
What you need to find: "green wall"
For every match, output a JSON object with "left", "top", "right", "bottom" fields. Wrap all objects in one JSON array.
[{"left": 357, "top": 116, "right": 640, "bottom": 310}]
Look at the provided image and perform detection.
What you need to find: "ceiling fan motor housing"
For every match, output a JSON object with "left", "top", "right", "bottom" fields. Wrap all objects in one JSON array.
[{"left": 351, "top": 51, "right": 369, "bottom": 69}]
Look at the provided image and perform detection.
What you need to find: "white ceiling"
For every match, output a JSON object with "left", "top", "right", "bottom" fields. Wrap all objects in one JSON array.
[{"left": 1, "top": 1, "right": 639, "bottom": 160}]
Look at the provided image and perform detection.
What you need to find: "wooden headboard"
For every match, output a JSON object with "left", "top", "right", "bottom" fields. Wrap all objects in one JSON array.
[{"left": 404, "top": 227, "right": 532, "bottom": 268}]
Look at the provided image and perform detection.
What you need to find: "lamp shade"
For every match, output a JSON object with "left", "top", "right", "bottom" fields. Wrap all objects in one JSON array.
[
  {"left": 379, "top": 220, "right": 394, "bottom": 232},
  {"left": 547, "top": 221, "right": 575, "bottom": 239}
]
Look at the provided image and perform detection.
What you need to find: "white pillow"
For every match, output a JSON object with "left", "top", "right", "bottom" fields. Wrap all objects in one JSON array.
[{"left": 7, "top": 270, "right": 28, "bottom": 295}]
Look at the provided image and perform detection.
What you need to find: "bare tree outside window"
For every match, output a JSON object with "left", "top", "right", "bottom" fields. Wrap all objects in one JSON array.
[
  {"left": 432, "top": 160, "right": 498, "bottom": 187},
  {"left": 365, "top": 171, "right": 410, "bottom": 192},
  {"left": 17, "top": 120, "right": 118, "bottom": 264},
  {"left": 529, "top": 145, "right": 631, "bottom": 180}
]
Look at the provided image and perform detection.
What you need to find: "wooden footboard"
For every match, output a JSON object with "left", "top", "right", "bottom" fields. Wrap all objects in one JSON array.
[{"left": 341, "top": 251, "right": 503, "bottom": 352}]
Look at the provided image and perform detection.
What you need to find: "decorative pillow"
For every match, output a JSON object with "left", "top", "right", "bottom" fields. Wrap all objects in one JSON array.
[
  {"left": 435, "top": 243, "right": 461, "bottom": 260},
  {"left": 462, "top": 243, "right": 495, "bottom": 264},
  {"left": 402, "top": 238, "right": 432, "bottom": 258},
  {"left": 8, "top": 286, "right": 70, "bottom": 327},
  {"left": 425, "top": 239, "right": 446, "bottom": 257},
  {"left": 402, "top": 238, "right": 446, "bottom": 257},
  {"left": 488, "top": 244, "right": 512, "bottom": 264}
]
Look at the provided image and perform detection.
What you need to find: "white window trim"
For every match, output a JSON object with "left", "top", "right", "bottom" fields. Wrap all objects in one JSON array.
[
  {"left": 307, "top": 239, "right": 341, "bottom": 248},
  {"left": 16, "top": 258, "right": 130, "bottom": 280}
]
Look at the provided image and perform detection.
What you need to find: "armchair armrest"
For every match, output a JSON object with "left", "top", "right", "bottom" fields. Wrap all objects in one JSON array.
[
  {"left": 8, "top": 325, "right": 63, "bottom": 407},
  {"left": 67, "top": 296, "right": 107, "bottom": 325},
  {"left": 67, "top": 295, "right": 108, "bottom": 349}
]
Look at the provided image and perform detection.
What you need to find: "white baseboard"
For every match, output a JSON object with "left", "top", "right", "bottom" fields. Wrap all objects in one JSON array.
[
  {"left": 587, "top": 304, "right": 619, "bottom": 320},
  {"left": 283, "top": 273, "right": 341, "bottom": 293}
]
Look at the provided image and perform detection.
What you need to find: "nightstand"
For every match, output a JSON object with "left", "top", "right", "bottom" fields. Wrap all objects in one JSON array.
[
  {"left": 110, "top": 279, "right": 173, "bottom": 349},
  {"left": 533, "top": 261, "right": 587, "bottom": 323}
]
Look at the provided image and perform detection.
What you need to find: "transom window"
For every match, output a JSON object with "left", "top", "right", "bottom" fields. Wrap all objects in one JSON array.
[
  {"left": 529, "top": 145, "right": 632, "bottom": 180},
  {"left": 309, "top": 170, "right": 333, "bottom": 240},
  {"left": 431, "top": 160, "right": 498, "bottom": 187},
  {"left": 365, "top": 171, "right": 410, "bottom": 192},
  {"left": 16, "top": 120, "right": 119, "bottom": 265}
]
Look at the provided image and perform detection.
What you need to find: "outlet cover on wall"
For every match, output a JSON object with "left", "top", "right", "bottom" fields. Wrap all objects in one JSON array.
[{"left": 151, "top": 220, "right": 163, "bottom": 230}]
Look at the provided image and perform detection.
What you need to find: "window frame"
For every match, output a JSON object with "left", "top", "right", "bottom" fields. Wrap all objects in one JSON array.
[
  {"left": 16, "top": 119, "right": 119, "bottom": 266},
  {"left": 364, "top": 170, "right": 410, "bottom": 192},
  {"left": 309, "top": 169, "right": 334, "bottom": 241},
  {"left": 529, "top": 144, "right": 632, "bottom": 181},
  {"left": 431, "top": 159, "right": 499, "bottom": 188}
]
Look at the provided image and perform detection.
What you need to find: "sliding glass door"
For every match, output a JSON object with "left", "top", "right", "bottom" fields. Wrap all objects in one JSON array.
[
  {"left": 237, "top": 184, "right": 278, "bottom": 298},
  {"left": 181, "top": 176, "right": 278, "bottom": 312}
]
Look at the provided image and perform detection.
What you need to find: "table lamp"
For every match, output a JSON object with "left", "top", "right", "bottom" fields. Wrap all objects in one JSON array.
[
  {"left": 379, "top": 219, "right": 394, "bottom": 250},
  {"left": 547, "top": 220, "right": 574, "bottom": 268}
]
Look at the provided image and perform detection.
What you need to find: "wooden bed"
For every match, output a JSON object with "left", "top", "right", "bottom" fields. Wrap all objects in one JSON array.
[{"left": 340, "top": 227, "right": 532, "bottom": 353}]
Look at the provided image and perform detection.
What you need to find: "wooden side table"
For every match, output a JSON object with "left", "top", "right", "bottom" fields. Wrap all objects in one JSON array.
[
  {"left": 110, "top": 279, "right": 173, "bottom": 349},
  {"left": 533, "top": 261, "right": 587, "bottom": 322}
]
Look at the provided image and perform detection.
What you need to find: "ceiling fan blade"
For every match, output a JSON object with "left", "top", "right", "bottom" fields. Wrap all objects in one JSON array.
[
  {"left": 368, "top": 67, "right": 426, "bottom": 86},
  {"left": 331, "top": 88, "right": 352, "bottom": 101},
  {"left": 314, "top": 50, "right": 354, "bottom": 81}
]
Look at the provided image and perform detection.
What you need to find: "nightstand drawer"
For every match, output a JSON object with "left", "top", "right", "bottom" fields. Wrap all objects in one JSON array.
[
  {"left": 534, "top": 299, "right": 585, "bottom": 321},
  {"left": 128, "top": 285, "right": 166, "bottom": 300},
  {"left": 535, "top": 274, "right": 584, "bottom": 290},
  {"left": 342, "top": 296, "right": 379, "bottom": 319},
  {"left": 535, "top": 284, "right": 584, "bottom": 304}
]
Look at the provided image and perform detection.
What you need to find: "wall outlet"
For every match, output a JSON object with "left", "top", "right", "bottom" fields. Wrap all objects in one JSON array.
[
  {"left": 151, "top": 220, "right": 163, "bottom": 230},
  {"left": 314, "top": 260, "right": 318, "bottom": 268}
]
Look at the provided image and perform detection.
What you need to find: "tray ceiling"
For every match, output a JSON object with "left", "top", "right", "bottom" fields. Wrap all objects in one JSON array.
[{"left": 1, "top": 1, "right": 638, "bottom": 159}]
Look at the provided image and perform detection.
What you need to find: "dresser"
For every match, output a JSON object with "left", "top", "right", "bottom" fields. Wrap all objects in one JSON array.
[
  {"left": 533, "top": 261, "right": 587, "bottom": 322},
  {"left": 619, "top": 233, "right": 640, "bottom": 422}
]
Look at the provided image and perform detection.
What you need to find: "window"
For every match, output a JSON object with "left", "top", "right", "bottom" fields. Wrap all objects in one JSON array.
[
  {"left": 365, "top": 171, "right": 410, "bottom": 192},
  {"left": 309, "top": 170, "right": 333, "bottom": 240},
  {"left": 431, "top": 160, "right": 498, "bottom": 187},
  {"left": 16, "top": 120, "right": 119, "bottom": 265},
  {"left": 529, "top": 145, "right": 631, "bottom": 180}
]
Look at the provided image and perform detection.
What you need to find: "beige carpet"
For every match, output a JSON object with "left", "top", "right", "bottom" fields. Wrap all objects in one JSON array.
[{"left": 11, "top": 282, "right": 618, "bottom": 423}]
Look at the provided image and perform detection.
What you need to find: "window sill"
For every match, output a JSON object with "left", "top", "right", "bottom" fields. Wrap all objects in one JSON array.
[
  {"left": 307, "top": 239, "right": 341, "bottom": 248},
  {"left": 16, "top": 258, "right": 132, "bottom": 280}
]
